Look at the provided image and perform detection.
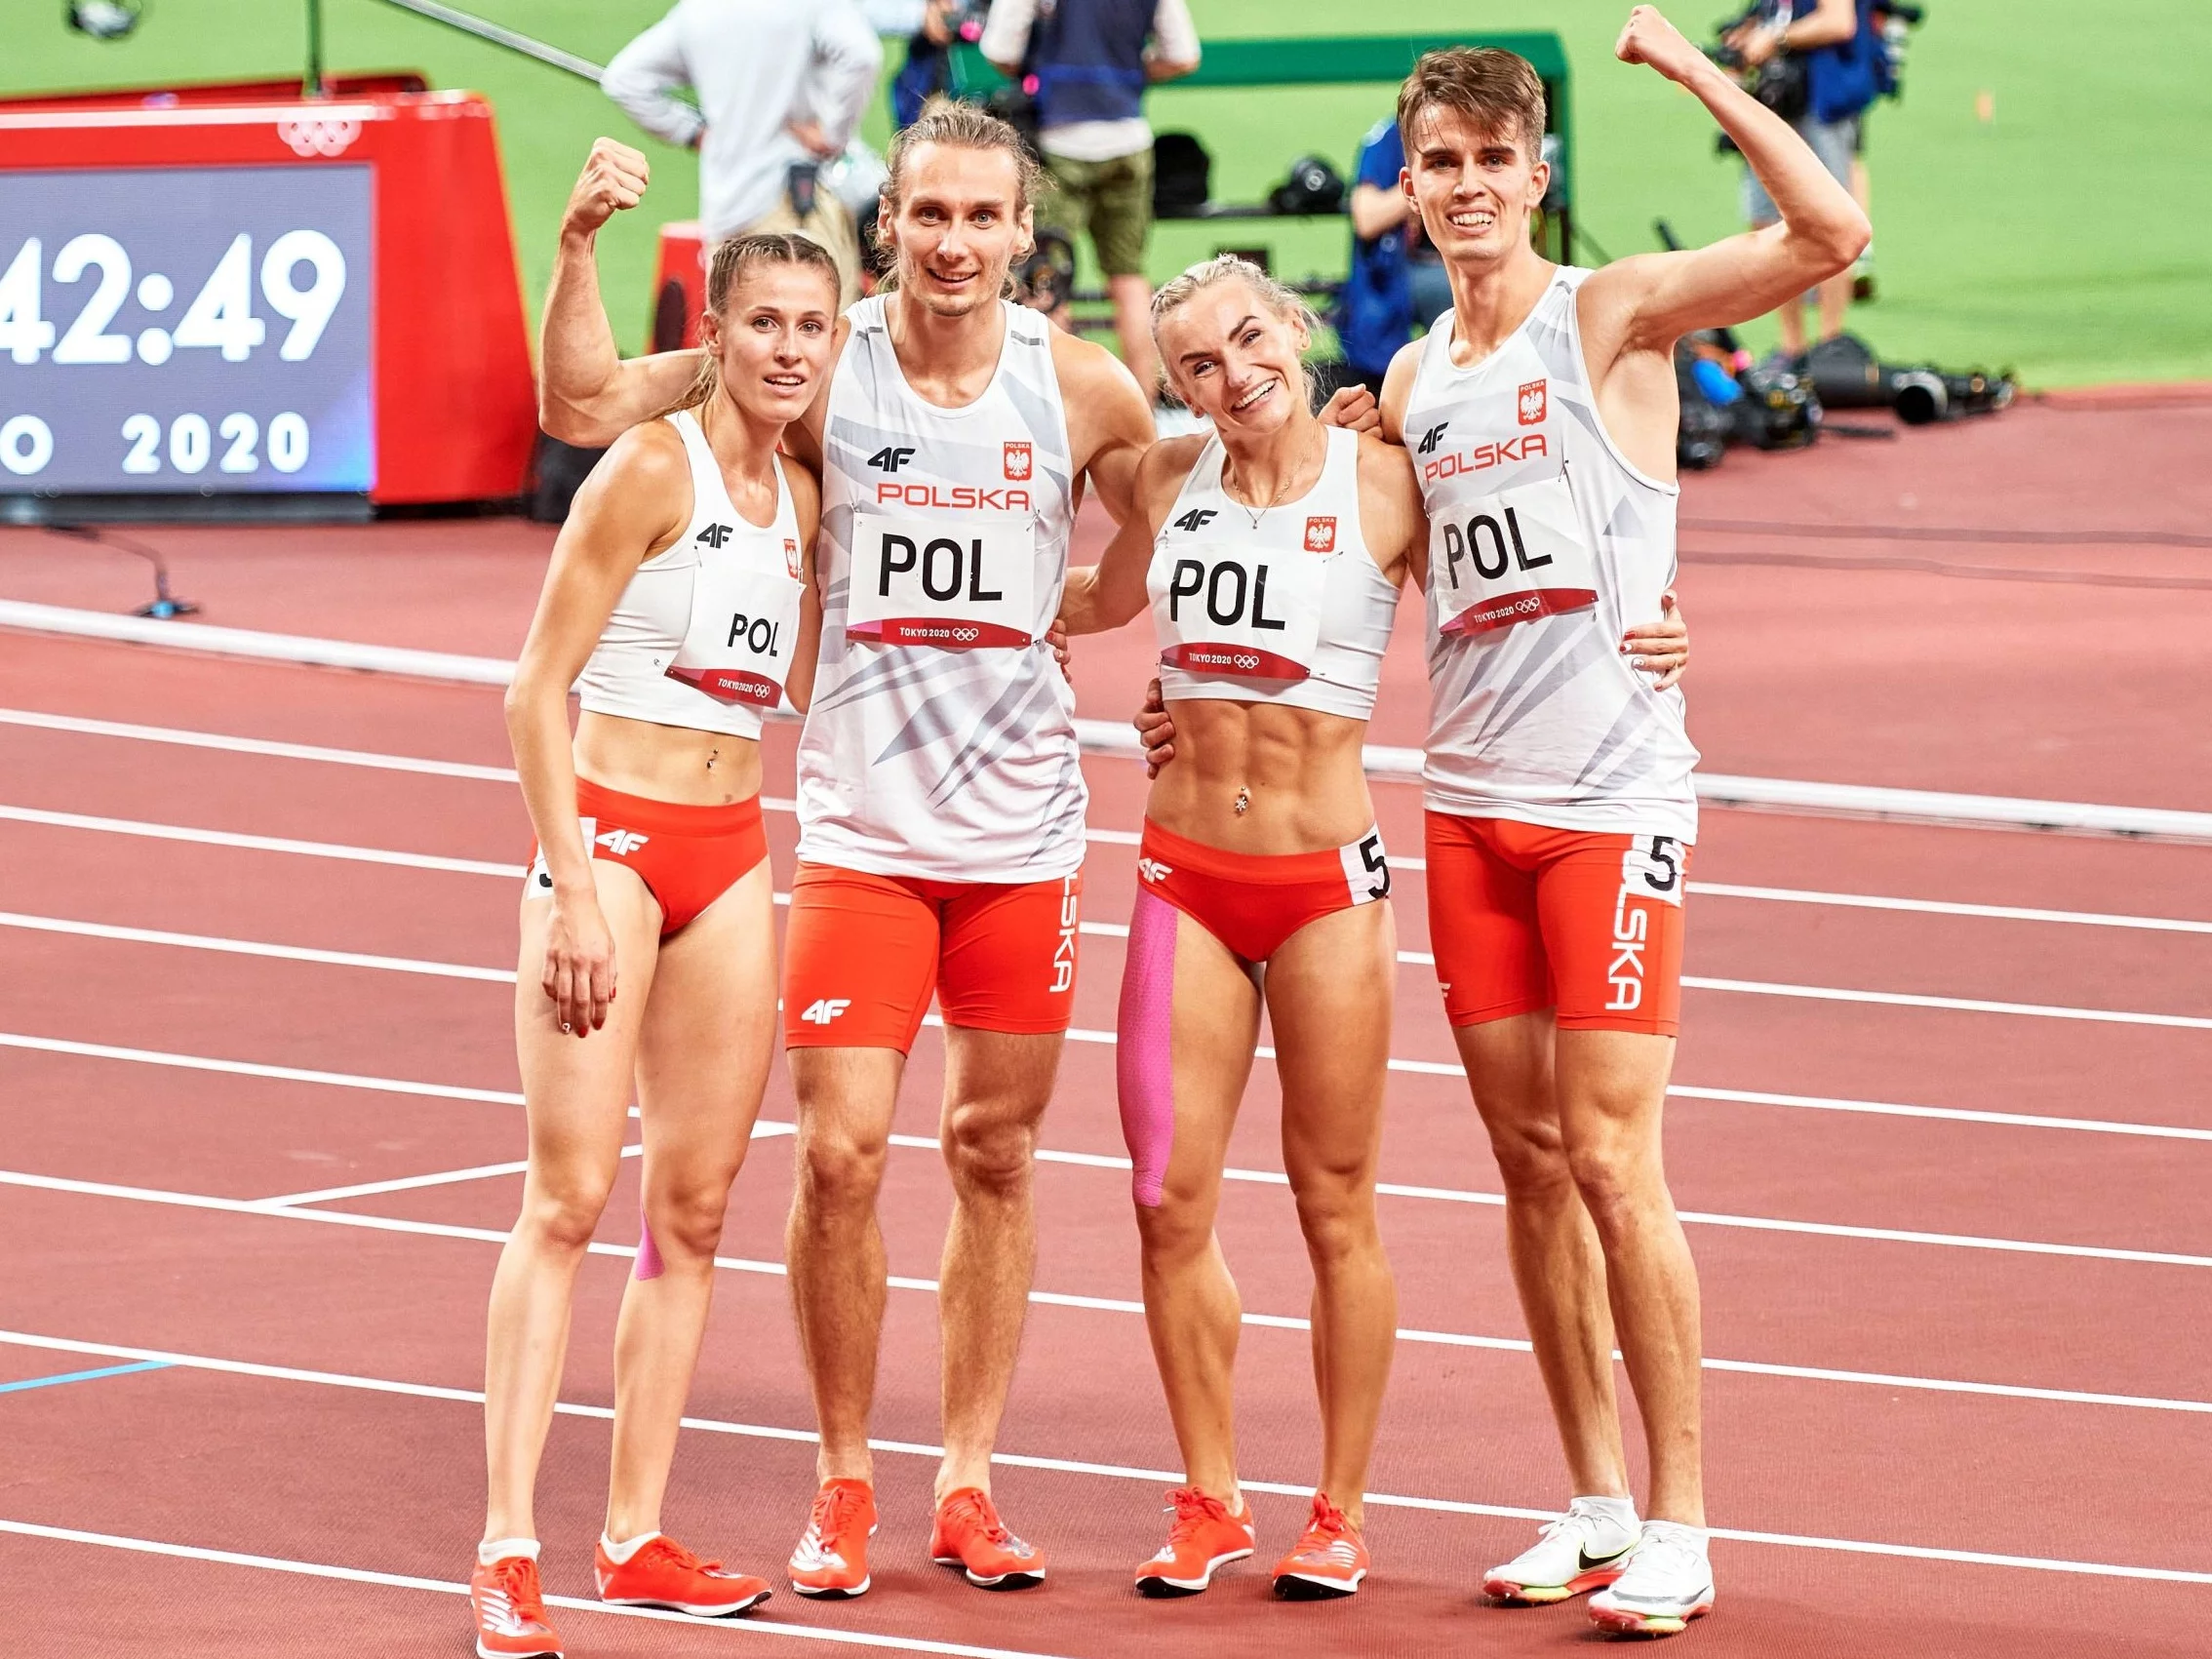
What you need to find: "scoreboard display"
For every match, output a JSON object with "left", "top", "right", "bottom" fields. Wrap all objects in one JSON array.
[
  {"left": 0, "top": 82, "right": 537, "bottom": 512},
  {"left": 0, "top": 166, "right": 375, "bottom": 494}
]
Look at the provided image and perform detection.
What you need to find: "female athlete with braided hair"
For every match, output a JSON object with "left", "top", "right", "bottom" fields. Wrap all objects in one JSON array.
[{"left": 471, "top": 229, "right": 836, "bottom": 1659}]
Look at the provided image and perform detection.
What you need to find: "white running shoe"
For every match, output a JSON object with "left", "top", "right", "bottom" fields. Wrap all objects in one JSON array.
[
  {"left": 1587, "top": 1521, "right": 1716, "bottom": 1636},
  {"left": 1482, "top": 1498, "right": 1639, "bottom": 1603}
]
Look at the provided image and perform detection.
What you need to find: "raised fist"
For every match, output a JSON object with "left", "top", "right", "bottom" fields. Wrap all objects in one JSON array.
[
  {"left": 563, "top": 138, "right": 652, "bottom": 238},
  {"left": 1614, "top": 6, "right": 1705, "bottom": 83}
]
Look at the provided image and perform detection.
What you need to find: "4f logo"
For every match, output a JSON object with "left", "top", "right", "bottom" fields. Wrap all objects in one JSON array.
[
  {"left": 1003, "top": 441, "right": 1033, "bottom": 481},
  {"left": 1135, "top": 857, "right": 1172, "bottom": 884},
  {"left": 596, "top": 829, "right": 650, "bottom": 857},
  {"left": 1517, "top": 379, "right": 1548, "bottom": 426},
  {"left": 695, "top": 523, "right": 733, "bottom": 548},
  {"left": 799, "top": 999, "right": 850, "bottom": 1025},
  {"left": 867, "top": 447, "right": 916, "bottom": 472},
  {"left": 1172, "top": 508, "right": 1217, "bottom": 533},
  {"left": 1416, "top": 422, "right": 1449, "bottom": 454},
  {"left": 1303, "top": 517, "right": 1336, "bottom": 553}
]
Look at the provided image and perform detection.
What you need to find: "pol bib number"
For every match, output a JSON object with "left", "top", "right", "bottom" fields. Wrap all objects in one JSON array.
[
  {"left": 1431, "top": 470, "right": 1599, "bottom": 637},
  {"left": 664, "top": 551, "right": 805, "bottom": 708},
  {"left": 848, "top": 512, "right": 1035, "bottom": 649},
  {"left": 1154, "top": 543, "right": 1326, "bottom": 681}
]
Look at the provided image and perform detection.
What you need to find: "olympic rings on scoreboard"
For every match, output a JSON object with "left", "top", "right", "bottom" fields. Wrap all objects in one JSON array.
[{"left": 277, "top": 118, "right": 363, "bottom": 159}]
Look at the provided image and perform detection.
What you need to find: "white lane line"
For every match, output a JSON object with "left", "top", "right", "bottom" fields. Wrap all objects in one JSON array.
[
  {"left": 12, "top": 1170, "right": 2212, "bottom": 1409},
  {"left": 1680, "top": 975, "right": 2212, "bottom": 1030},
  {"left": 0, "top": 912, "right": 511, "bottom": 983},
  {"left": 11, "top": 908, "right": 2208, "bottom": 1030},
  {"left": 0, "top": 805, "right": 525, "bottom": 878},
  {"left": 1687, "top": 881, "right": 2212, "bottom": 935},
  {"left": 5, "top": 1330, "right": 2211, "bottom": 1585},
  {"left": 11, "top": 1023, "right": 2212, "bottom": 1150},
  {"left": 0, "top": 1521, "right": 1085, "bottom": 1659},
  {"left": 261, "top": 1124, "right": 795, "bottom": 1207},
  {"left": 12, "top": 714, "right": 2212, "bottom": 934},
  {"left": 0, "top": 1032, "right": 528, "bottom": 1105}
]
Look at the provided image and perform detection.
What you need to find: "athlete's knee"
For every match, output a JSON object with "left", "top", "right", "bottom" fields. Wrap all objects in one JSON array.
[
  {"left": 794, "top": 1123, "right": 889, "bottom": 1214},
  {"left": 1133, "top": 1186, "right": 1213, "bottom": 1265},
  {"left": 940, "top": 1100, "right": 1039, "bottom": 1200},
  {"left": 517, "top": 1169, "right": 616, "bottom": 1255},
  {"left": 1482, "top": 1111, "right": 1575, "bottom": 1201},
  {"left": 1563, "top": 1137, "right": 1667, "bottom": 1243},
  {"left": 1288, "top": 1165, "right": 1382, "bottom": 1266},
  {"left": 643, "top": 1177, "right": 733, "bottom": 1263}
]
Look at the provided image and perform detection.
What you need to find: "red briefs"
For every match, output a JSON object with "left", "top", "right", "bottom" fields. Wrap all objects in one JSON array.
[
  {"left": 1133, "top": 819, "right": 1393, "bottom": 966},
  {"left": 526, "top": 777, "right": 768, "bottom": 937},
  {"left": 781, "top": 862, "right": 1083, "bottom": 1052},
  {"left": 1424, "top": 811, "right": 1690, "bottom": 1038}
]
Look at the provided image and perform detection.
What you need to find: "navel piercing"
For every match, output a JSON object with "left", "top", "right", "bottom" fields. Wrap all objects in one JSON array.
[{"left": 1233, "top": 787, "right": 1250, "bottom": 815}]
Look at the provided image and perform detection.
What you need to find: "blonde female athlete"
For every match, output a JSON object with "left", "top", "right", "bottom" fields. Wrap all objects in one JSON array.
[
  {"left": 1058, "top": 256, "right": 1425, "bottom": 1601},
  {"left": 470, "top": 232, "right": 837, "bottom": 1659}
]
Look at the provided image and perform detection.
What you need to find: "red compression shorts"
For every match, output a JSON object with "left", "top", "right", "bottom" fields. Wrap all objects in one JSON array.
[
  {"left": 1424, "top": 811, "right": 1690, "bottom": 1037},
  {"left": 780, "top": 862, "right": 1083, "bottom": 1051},
  {"left": 1134, "top": 819, "right": 1393, "bottom": 966},
  {"left": 527, "top": 777, "right": 768, "bottom": 937}
]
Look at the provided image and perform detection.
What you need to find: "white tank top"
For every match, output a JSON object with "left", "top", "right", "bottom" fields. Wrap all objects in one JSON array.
[
  {"left": 798, "top": 296, "right": 1084, "bottom": 883},
  {"left": 1406, "top": 267, "right": 1700, "bottom": 841},
  {"left": 573, "top": 408, "right": 807, "bottom": 740},
  {"left": 1148, "top": 425, "right": 1397, "bottom": 721}
]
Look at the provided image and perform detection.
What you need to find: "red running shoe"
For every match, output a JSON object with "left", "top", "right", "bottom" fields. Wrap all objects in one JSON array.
[
  {"left": 930, "top": 1486, "right": 1047, "bottom": 1589},
  {"left": 1134, "top": 1486, "right": 1255, "bottom": 1597},
  {"left": 789, "top": 1479, "right": 878, "bottom": 1599},
  {"left": 594, "top": 1533, "right": 770, "bottom": 1616},
  {"left": 1270, "top": 1493, "right": 1368, "bottom": 1600},
  {"left": 470, "top": 1554, "right": 562, "bottom": 1659}
]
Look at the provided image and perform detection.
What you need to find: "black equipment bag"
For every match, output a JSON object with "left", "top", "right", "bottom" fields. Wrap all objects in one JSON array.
[
  {"left": 1153, "top": 131, "right": 1211, "bottom": 216},
  {"left": 1269, "top": 154, "right": 1346, "bottom": 216}
]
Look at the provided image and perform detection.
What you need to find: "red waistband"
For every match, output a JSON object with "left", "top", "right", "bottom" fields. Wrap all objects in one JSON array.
[
  {"left": 1138, "top": 818, "right": 1365, "bottom": 884},
  {"left": 573, "top": 775, "right": 764, "bottom": 837}
]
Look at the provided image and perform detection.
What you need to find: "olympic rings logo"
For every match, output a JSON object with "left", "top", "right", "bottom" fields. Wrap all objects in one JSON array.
[
  {"left": 1232, "top": 653, "right": 1260, "bottom": 671},
  {"left": 278, "top": 117, "right": 362, "bottom": 158},
  {"left": 952, "top": 627, "right": 979, "bottom": 643}
]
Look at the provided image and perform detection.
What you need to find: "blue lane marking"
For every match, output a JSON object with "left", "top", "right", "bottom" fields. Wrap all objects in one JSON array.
[{"left": 0, "top": 1360, "right": 171, "bottom": 1395}]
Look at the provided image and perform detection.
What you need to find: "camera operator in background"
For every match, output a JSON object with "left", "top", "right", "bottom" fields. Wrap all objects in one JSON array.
[
  {"left": 1338, "top": 113, "right": 1454, "bottom": 396},
  {"left": 603, "top": 0, "right": 883, "bottom": 307},
  {"left": 983, "top": 0, "right": 1203, "bottom": 400},
  {"left": 1720, "top": 0, "right": 1879, "bottom": 359}
]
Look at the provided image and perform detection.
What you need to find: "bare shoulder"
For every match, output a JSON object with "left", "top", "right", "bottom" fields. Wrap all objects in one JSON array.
[
  {"left": 779, "top": 452, "right": 823, "bottom": 518},
  {"left": 1048, "top": 322, "right": 1144, "bottom": 400},
  {"left": 595, "top": 415, "right": 687, "bottom": 494},
  {"left": 1378, "top": 337, "right": 1425, "bottom": 441},
  {"left": 1137, "top": 430, "right": 1207, "bottom": 499},
  {"left": 1357, "top": 428, "right": 1422, "bottom": 505},
  {"left": 1577, "top": 253, "right": 1674, "bottom": 339}
]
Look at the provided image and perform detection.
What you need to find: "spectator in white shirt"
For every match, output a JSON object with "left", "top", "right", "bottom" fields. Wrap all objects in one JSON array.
[
  {"left": 604, "top": 0, "right": 884, "bottom": 305},
  {"left": 983, "top": 0, "right": 1200, "bottom": 397}
]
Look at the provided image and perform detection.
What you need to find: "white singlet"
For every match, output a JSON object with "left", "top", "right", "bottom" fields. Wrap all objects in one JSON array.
[
  {"left": 1148, "top": 424, "right": 1398, "bottom": 721},
  {"left": 798, "top": 296, "right": 1084, "bottom": 883},
  {"left": 573, "top": 407, "right": 807, "bottom": 739},
  {"left": 1406, "top": 266, "right": 1699, "bottom": 842}
]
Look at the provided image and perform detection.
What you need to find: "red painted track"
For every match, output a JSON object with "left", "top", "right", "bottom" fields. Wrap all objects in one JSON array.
[{"left": 4, "top": 396, "right": 2212, "bottom": 1658}]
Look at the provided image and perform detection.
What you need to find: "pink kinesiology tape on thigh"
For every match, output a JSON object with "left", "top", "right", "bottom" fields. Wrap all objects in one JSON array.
[
  {"left": 633, "top": 1205, "right": 664, "bottom": 1281},
  {"left": 1117, "top": 889, "right": 1178, "bottom": 1207}
]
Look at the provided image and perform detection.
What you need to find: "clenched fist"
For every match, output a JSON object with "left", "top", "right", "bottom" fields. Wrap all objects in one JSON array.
[
  {"left": 1614, "top": 6, "right": 1708, "bottom": 85},
  {"left": 562, "top": 138, "right": 652, "bottom": 239}
]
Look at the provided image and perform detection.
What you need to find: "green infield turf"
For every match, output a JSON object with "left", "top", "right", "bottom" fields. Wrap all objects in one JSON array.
[{"left": 9, "top": 1, "right": 2204, "bottom": 386}]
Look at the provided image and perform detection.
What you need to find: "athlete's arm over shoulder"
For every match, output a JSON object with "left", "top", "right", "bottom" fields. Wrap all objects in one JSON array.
[
  {"left": 1051, "top": 327, "right": 1159, "bottom": 527},
  {"left": 1578, "top": 7, "right": 1870, "bottom": 363},
  {"left": 781, "top": 459, "right": 826, "bottom": 712},
  {"left": 1354, "top": 431, "right": 1427, "bottom": 589},
  {"left": 1059, "top": 433, "right": 1202, "bottom": 636},
  {"left": 1376, "top": 336, "right": 1425, "bottom": 447}
]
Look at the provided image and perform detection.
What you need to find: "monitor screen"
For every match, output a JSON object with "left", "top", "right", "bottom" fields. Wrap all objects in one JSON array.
[{"left": 0, "top": 164, "right": 374, "bottom": 494}]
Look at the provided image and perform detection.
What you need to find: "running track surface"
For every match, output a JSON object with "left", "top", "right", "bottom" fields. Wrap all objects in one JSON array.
[{"left": 2, "top": 397, "right": 2209, "bottom": 1658}]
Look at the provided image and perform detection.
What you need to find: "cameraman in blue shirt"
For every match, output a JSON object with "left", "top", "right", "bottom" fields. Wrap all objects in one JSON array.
[{"left": 1338, "top": 116, "right": 1452, "bottom": 395}]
